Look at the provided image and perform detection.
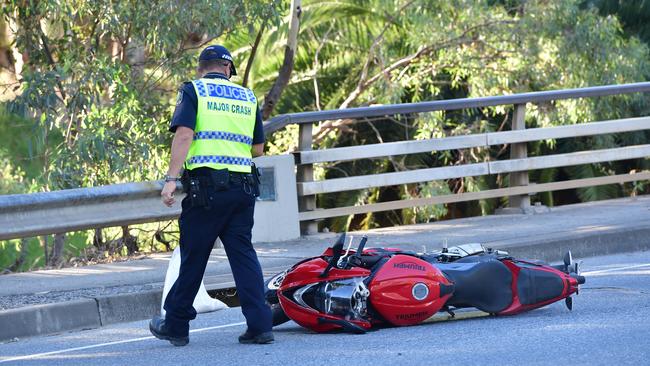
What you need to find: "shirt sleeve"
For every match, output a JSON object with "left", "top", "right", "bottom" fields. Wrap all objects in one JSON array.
[
  {"left": 169, "top": 82, "right": 198, "bottom": 133},
  {"left": 252, "top": 104, "right": 265, "bottom": 144}
]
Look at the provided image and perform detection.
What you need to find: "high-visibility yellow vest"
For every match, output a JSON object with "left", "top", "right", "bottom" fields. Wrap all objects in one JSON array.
[{"left": 185, "top": 78, "right": 257, "bottom": 173}]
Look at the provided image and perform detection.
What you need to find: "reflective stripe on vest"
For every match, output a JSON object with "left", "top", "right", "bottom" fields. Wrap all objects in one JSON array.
[{"left": 185, "top": 78, "right": 257, "bottom": 173}]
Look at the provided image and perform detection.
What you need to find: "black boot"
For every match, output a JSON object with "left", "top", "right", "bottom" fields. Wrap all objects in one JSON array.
[
  {"left": 238, "top": 330, "right": 274, "bottom": 344},
  {"left": 149, "top": 315, "right": 189, "bottom": 346}
]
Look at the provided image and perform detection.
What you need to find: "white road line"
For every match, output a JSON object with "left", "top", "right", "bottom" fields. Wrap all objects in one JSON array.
[
  {"left": 0, "top": 321, "right": 246, "bottom": 364},
  {"left": 582, "top": 263, "right": 650, "bottom": 275}
]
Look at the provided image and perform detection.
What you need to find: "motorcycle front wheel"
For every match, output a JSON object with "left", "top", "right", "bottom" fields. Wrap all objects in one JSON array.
[{"left": 264, "top": 270, "right": 291, "bottom": 326}]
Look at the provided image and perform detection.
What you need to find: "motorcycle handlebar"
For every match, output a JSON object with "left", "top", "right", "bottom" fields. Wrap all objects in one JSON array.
[
  {"left": 320, "top": 233, "right": 346, "bottom": 277},
  {"left": 357, "top": 236, "right": 368, "bottom": 254}
]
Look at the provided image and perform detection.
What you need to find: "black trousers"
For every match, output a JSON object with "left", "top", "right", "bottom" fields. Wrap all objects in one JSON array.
[{"left": 163, "top": 180, "right": 272, "bottom": 336}]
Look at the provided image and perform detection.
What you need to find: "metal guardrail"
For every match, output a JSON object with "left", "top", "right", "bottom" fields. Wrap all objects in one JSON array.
[
  {"left": 0, "top": 181, "right": 180, "bottom": 241},
  {"left": 1, "top": 83, "right": 650, "bottom": 240}
]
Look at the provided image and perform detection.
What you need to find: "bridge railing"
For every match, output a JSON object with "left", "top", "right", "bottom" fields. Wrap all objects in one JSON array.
[
  {"left": 293, "top": 117, "right": 650, "bottom": 222},
  {"left": 1, "top": 83, "right": 650, "bottom": 240},
  {"left": 266, "top": 83, "right": 650, "bottom": 233}
]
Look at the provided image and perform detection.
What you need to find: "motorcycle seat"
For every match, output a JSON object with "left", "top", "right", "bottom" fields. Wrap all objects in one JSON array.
[
  {"left": 438, "top": 260, "right": 513, "bottom": 313},
  {"left": 517, "top": 266, "right": 565, "bottom": 305}
]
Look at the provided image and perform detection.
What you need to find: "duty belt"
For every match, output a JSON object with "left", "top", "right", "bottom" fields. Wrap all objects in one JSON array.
[
  {"left": 183, "top": 166, "right": 260, "bottom": 198},
  {"left": 188, "top": 167, "right": 248, "bottom": 177}
]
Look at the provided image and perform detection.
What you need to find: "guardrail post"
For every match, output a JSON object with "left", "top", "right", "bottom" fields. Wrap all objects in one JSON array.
[
  {"left": 509, "top": 103, "right": 531, "bottom": 210},
  {"left": 297, "top": 123, "right": 319, "bottom": 235}
]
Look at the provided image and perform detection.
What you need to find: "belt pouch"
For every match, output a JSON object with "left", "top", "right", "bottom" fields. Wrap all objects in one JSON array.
[
  {"left": 248, "top": 175, "right": 260, "bottom": 197},
  {"left": 251, "top": 162, "right": 262, "bottom": 185},
  {"left": 210, "top": 169, "right": 230, "bottom": 191}
]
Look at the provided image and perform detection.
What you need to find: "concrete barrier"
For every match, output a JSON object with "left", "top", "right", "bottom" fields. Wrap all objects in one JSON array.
[{"left": 252, "top": 154, "right": 300, "bottom": 242}]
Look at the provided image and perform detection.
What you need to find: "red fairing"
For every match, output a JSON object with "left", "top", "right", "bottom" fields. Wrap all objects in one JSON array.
[
  {"left": 278, "top": 257, "right": 372, "bottom": 332},
  {"left": 280, "top": 258, "right": 370, "bottom": 290},
  {"left": 498, "top": 260, "right": 580, "bottom": 315},
  {"left": 279, "top": 293, "right": 372, "bottom": 332},
  {"left": 369, "top": 255, "right": 453, "bottom": 326}
]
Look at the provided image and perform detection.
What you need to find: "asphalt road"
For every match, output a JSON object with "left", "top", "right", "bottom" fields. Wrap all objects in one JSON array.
[{"left": 1, "top": 250, "right": 649, "bottom": 366}]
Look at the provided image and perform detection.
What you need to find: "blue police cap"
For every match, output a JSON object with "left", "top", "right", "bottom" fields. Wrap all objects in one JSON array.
[{"left": 199, "top": 45, "right": 237, "bottom": 76}]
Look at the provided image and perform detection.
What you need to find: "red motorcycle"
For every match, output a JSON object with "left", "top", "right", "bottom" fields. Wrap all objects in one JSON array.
[{"left": 265, "top": 233, "right": 585, "bottom": 333}]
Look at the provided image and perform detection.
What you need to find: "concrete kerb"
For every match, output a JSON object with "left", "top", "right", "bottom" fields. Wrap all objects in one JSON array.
[
  {"left": 0, "top": 283, "right": 238, "bottom": 343},
  {"left": 495, "top": 224, "right": 650, "bottom": 262},
  {"left": 0, "top": 299, "right": 100, "bottom": 342},
  {"left": 2, "top": 224, "right": 650, "bottom": 343},
  {"left": 95, "top": 284, "right": 240, "bottom": 326},
  {"left": 96, "top": 290, "right": 162, "bottom": 326}
]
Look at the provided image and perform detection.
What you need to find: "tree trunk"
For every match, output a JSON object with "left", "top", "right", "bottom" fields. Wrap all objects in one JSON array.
[
  {"left": 0, "top": 18, "right": 13, "bottom": 70},
  {"left": 102, "top": 39, "right": 122, "bottom": 105},
  {"left": 50, "top": 233, "right": 65, "bottom": 267},
  {"left": 154, "top": 230, "right": 173, "bottom": 252},
  {"left": 0, "top": 15, "right": 23, "bottom": 99},
  {"left": 261, "top": 0, "right": 301, "bottom": 119},
  {"left": 93, "top": 228, "right": 104, "bottom": 250},
  {"left": 122, "top": 226, "right": 138, "bottom": 255},
  {"left": 125, "top": 39, "right": 145, "bottom": 81},
  {"left": 242, "top": 22, "right": 266, "bottom": 88}
]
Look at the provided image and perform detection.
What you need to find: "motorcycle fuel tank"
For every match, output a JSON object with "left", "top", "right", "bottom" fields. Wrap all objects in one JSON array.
[{"left": 369, "top": 255, "right": 454, "bottom": 326}]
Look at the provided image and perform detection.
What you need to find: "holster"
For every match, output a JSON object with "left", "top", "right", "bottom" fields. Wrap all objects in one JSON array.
[
  {"left": 180, "top": 169, "right": 208, "bottom": 208},
  {"left": 180, "top": 169, "right": 190, "bottom": 193},
  {"left": 249, "top": 163, "right": 262, "bottom": 198},
  {"left": 187, "top": 178, "right": 208, "bottom": 208}
]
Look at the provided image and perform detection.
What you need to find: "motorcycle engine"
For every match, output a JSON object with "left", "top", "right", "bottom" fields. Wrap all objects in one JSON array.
[{"left": 293, "top": 277, "right": 369, "bottom": 320}]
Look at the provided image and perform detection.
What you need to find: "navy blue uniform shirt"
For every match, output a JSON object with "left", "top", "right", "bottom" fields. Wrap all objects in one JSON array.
[{"left": 169, "top": 72, "right": 265, "bottom": 145}]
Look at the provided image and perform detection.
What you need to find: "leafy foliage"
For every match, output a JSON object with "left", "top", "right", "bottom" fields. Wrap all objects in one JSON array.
[
  {"left": 2, "top": 0, "right": 281, "bottom": 189},
  {"left": 258, "top": 0, "right": 650, "bottom": 230}
]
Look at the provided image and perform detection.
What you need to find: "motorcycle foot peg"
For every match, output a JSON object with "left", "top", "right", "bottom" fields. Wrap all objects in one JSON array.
[{"left": 443, "top": 306, "right": 455, "bottom": 318}]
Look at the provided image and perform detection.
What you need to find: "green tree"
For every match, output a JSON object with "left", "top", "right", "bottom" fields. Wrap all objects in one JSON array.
[
  {"left": 584, "top": 0, "right": 650, "bottom": 48},
  {"left": 248, "top": 0, "right": 650, "bottom": 230},
  {"left": 2, "top": 0, "right": 282, "bottom": 189}
]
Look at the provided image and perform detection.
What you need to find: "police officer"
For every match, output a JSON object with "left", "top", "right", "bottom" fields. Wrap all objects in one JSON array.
[{"left": 149, "top": 45, "right": 273, "bottom": 346}]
